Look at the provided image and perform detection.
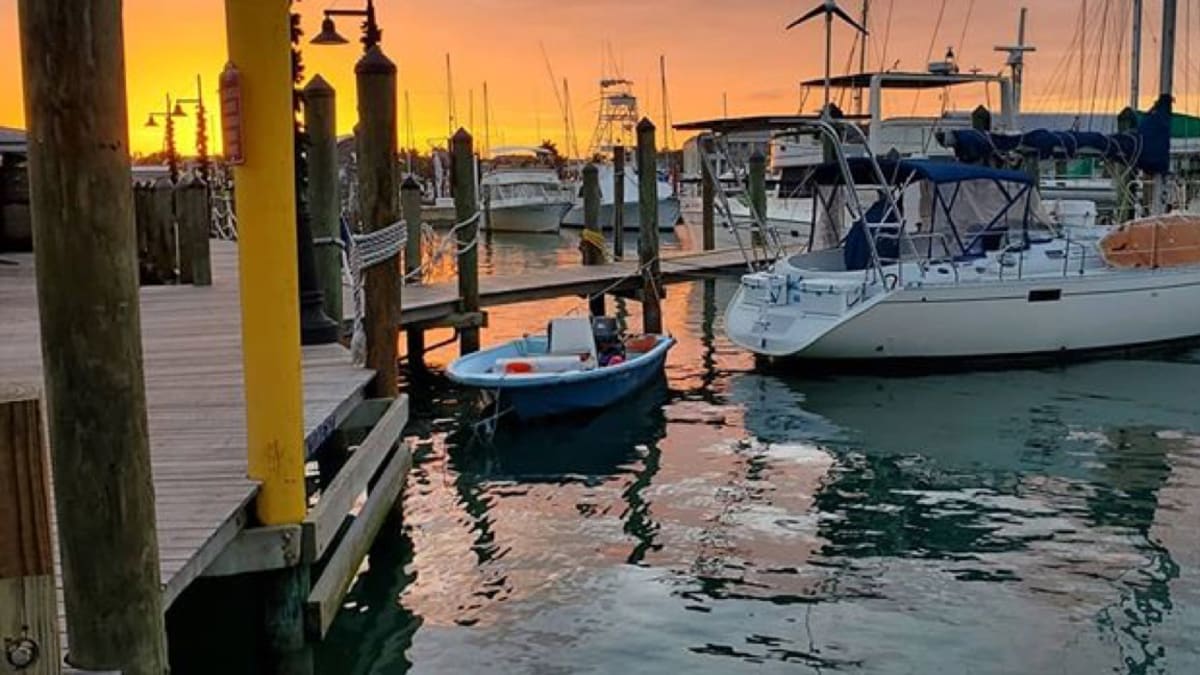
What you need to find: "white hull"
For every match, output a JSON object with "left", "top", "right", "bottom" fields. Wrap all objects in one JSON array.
[
  {"left": 727, "top": 265, "right": 1200, "bottom": 361},
  {"left": 562, "top": 197, "right": 681, "bottom": 232},
  {"left": 484, "top": 200, "right": 571, "bottom": 233}
]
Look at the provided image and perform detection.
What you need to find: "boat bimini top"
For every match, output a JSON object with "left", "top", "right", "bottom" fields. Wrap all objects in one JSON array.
[{"left": 792, "top": 154, "right": 1057, "bottom": 273}]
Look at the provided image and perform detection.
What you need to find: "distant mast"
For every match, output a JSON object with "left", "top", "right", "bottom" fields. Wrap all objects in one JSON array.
[
  {"left": 1132, "top": 0, "right": 1143, "bottom": 109},
  {"left": 854, "top": 1, "right": 870, "bottom": 116}
]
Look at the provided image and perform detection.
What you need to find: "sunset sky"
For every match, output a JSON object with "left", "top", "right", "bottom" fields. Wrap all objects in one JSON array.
[{"left": 0, "top": 0, "right": 1195, "bottom": 156}]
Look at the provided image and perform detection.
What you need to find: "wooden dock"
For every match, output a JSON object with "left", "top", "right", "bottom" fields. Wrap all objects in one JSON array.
[
  {"left": 209, "top": 239, "right": 751, "bottom": 328},
  {"left": 0, "top": 248, "right": 375, "bottom": 638}
]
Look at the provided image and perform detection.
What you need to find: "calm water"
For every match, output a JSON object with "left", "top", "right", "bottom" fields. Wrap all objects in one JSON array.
[{"left": 318, "top": 229, "right": 1200, "bottom": 674}]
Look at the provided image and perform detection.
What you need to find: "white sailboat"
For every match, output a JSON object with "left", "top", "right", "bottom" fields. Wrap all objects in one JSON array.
[{"left": 723, "top": 107, "right": 1200, "bottom": 364}]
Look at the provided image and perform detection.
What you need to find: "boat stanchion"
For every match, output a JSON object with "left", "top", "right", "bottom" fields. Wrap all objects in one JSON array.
[
  {"left": 356, "top": 45, "right": 402, "bottom": 396},
  {"left": 637, "top": 118, "right": 664, "bottom": 334}
]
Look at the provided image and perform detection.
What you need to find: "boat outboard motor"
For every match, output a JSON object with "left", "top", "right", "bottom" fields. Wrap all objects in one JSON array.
[{"left": 591, "top": 317, "right": 625, "bottom": 366}]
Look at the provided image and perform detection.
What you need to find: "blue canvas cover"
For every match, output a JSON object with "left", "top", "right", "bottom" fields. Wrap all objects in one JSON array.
[{"left": 940, "top": 94, "right": 1173, "bottom": 174}]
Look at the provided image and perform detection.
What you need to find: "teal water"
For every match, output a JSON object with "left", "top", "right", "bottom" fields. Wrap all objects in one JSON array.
[{"left": 317, "top": 231, "right": 1200, "bottom": 674}]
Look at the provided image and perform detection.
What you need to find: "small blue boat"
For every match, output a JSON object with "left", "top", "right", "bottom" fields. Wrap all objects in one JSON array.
[{"left": 447, "top": 317, "right": 675, "bottom": 419}]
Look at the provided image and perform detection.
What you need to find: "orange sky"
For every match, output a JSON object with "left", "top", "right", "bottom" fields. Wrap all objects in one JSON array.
[{"left": 0, "top": 1, "right": 1194, "bottom": 156}]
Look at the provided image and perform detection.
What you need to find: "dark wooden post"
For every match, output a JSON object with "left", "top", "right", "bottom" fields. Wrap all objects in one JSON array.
[
  {"left": 149, "top": 176, "right": 177, "bottom": 283},
  {"left": 356, "top": 46, "right": 401, "bottom": 397},
  {"left": 582, "top": 163, "right": 606, "bottom": 316},
  {"left": 0, "top": 389, "right": 59, "bottom": 675},
  {"left": 701, "top": 136, "right": 716, "bottom": 251},
  {"left": 16, "top": 0, "right": 168, "bottom": 670},
  {"left": 134, "top": 181, "right": 154, "bottom": 284},
  {"left": 748, "top": 150, "right": 767, "bottom": 250},
  {"left": 401, "top": 176, "right": 425, "bottom": 368},
  {"left": 452, "top": 129, "right": 481, "bottom": 355},
  {"left": 636, "top": 118, "right": 664, "bottom": 335},
  {"left": 176, "top": 173, "right": 213, "bottom": 286},
  {"left": 304, "top": 75, "right": 342, "bottom": 324},
  {"left": 613, "top": 146, "right": 626, "bottom": 259}
]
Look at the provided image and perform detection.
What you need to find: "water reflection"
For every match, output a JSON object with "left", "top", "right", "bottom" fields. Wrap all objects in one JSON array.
[{"left": 321, "top": 277, "right": 1200, "bottom": 675}]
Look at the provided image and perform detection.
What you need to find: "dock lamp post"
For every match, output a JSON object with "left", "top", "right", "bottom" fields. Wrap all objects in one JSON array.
[
  {"left": 171, "top": 75, "right": 211, "bottom": 182},
  {"left": 144, "top": 94, "right": 187, "bottom": 182},
  {"left": 310, "top": 0, "right": 382, "bottom": 52}
]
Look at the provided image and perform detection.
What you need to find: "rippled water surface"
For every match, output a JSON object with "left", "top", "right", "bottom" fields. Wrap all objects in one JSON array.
[{"left": 317, "top": 231, "right": 1200, "bottom": 674}]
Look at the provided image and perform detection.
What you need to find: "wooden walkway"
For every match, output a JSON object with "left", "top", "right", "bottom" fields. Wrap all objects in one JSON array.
[
  {"left": 210, "top": 240, "right": 751, "bottom": 328},
  {"left": 0, "top": 248, "right": 375, "bottom": 620}
]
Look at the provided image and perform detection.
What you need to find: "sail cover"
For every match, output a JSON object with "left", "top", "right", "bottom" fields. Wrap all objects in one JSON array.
[{"left": 938, "top": 94, "right": 1173, "bottom": 174}]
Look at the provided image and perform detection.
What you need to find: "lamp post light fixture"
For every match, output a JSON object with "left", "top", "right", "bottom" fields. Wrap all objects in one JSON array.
[
  {"left": 144, "top": 94, "right": 187, "bottom": 182},
  {"left": 172, "top": 75, "right": 211, "bottom": 182},
  {"left": 311, "top": 0, "right": 381, "bottom": 52}
]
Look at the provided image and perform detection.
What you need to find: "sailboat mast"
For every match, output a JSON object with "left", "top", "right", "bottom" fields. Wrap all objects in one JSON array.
[
  {"left": 1132, "top": 0, "right": 1143, "bottom": 109},
  {"left": 483, "top": 81, "right": 491, "bottom": 159},
  {"left": 1160, "top": 0, "right": 1177, "bottom": 98},
  {"left": 1154, "top": 0, "right": 1178, "bottom": 215},
  {"left": 445, "top": 53, "right": 456, "bottom": 137},
  {"left": 823, "top": 12, "right": 833, "bottom": 111},
  {"left": 659, "top": 55, "right": 672, "bottom": 151},
  {"left": 855, "top": 1, "right": 870, "bottom": 115}
]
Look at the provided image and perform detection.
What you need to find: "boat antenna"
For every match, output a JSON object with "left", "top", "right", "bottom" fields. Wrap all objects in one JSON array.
[
  {"left": 660, "top": 55, "right": 674, "bottom": 151},
  {"left": 788, "top": 0, "right": 869, "bottom": 115}
]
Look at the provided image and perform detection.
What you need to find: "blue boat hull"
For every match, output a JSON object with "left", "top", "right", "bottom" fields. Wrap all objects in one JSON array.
[
  {"left": 448, "top": 334, "right": 676, "bottom": 420},
  {"left": 501, "top": 346, "right": 671, "bottom": 419}
]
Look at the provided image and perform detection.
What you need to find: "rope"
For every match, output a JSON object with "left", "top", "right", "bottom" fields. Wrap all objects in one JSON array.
[
  {"left": 346, "top": 218, "right": 407, "bottom": 366},
  {"left": 345, "top": 211, "right": 482, "bottom": 365},
  {"left": 353, "top": 219, "right": 408, "bottom": 270}
]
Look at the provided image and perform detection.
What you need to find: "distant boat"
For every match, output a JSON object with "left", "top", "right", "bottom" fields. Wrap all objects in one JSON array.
[
  {"left": 481, "top": 147, "right": 574, "bottom": 234},
  {"left": 561, "top": 163, "right": 681, "bottom": 232},
  {"left": 447, "top": 316, "right": 675, "bottom": 419}
]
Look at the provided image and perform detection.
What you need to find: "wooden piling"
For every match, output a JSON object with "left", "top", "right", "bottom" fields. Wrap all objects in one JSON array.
[
  {"left": 582, "top": 163, "right": 606, "bottom": 316},
  {"left": 613, "top": 146, "right": 626, "bottom": 259},
  {"left": 303, "top": 75, "right": 342, "bottom": 324},
  {"left": 748, "top": 150, "right": 767, "bottom": 250},
  {"left": 175, "top": 173, "right": 212, "bottom": 286},
  {"left": 401, "top": 177, "right": 426, "bottom": 368},
  {"left": 0, "top": 389, "right": 58, "bottom": 675},
  {"left": 701, "top": 136, "right": 716, "bottom": 252},
  {"left": 636, "top": 118, "right": 664, "bottom": 335},
  {"left": 452, "top": 129, "right": 482, "bottom": 354},
  {"left": 16, "top": 0, "right": 168, "bottom": 670},
  {"left": 148, "top": 176, "right": 178, "bottom": 284},
  {"left": 356, "top": 47, "right": 401, "bottom": 397}
]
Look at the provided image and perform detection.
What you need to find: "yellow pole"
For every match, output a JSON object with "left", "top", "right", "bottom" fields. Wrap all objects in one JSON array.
[{"left": 225, "top": 0, "right": 306, "bottom": 525}]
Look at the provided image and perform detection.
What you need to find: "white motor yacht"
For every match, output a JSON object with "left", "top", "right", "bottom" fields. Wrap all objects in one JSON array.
[
  {"left": 479, "top": 148, "right": 574, "bottom": 234},
  {"left": 561, "top": 163, "right": 681, "bottom": 232}
]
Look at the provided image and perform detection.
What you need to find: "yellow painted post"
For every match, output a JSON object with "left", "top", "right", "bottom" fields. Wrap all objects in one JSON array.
[{"left": 224, "top": 0, "right": 306, "bottom": 527}]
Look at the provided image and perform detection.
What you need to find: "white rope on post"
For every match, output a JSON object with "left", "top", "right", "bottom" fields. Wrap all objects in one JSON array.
[{"left": 347, "top": 218, "right": 407, "bottom": 366}]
